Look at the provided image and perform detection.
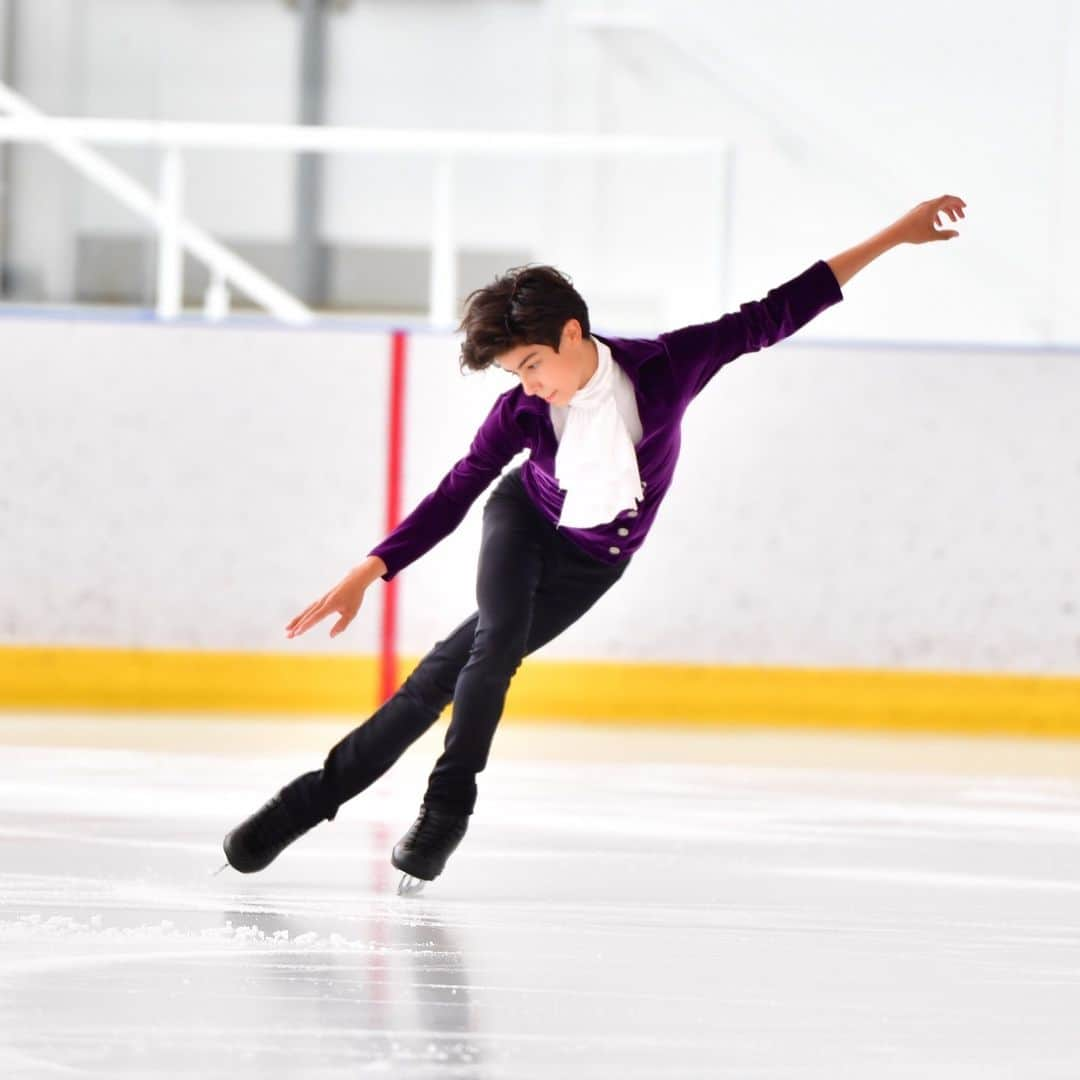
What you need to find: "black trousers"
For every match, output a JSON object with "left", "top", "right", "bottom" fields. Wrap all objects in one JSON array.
[{"left": 307, "top": 465, "right": 631, "bottom": 820}]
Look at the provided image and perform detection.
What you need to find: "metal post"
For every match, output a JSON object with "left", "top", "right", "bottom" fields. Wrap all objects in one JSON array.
[
  {"left": 294, "top": 0, "right": 327, "bottom": 307},
  {"left": 204, "top": 268, "right": 230, "bottom": 321},
  {"left": 429, "top": 155, "right": 455, "bottom": 327},
  {"left": 0, "top": 0, "right": 16, "bottom": 296},
  {"left": 156, "top": 146, "right": 183, "bottom": 319}
]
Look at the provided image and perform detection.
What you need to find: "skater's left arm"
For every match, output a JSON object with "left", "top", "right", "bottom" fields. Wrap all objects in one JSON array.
[
  {"left": 658, "top": 257, "right": 844, "bottom": 400},
  {"left": 661, "top": 194, "right": 966, "bottom": 401}
]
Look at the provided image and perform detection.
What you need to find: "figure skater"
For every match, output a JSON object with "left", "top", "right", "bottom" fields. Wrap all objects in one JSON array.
[{"left": 222, "top": 195, "right": 965, "bottom": 895}]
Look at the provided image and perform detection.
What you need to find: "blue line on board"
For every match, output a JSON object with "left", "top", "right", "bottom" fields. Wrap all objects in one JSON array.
[{"left": 0, "top": 303, "right": 1077, "bottom": 355}]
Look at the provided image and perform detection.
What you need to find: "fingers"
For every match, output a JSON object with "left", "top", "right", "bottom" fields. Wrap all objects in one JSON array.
[
  {"left": 286, "top": 597, "right": 330, "bottom": 638},
  {"left": 928, "top": 195, "right": 965, "bottom": 241},
  {"left": 286, "top": 595, "right": 324, "bottom": 631},
  {"left": 287, "top": 597, "right": 363, "bottom": 639},
  {"left": 286, "top": 575, "right": 366, "bottom": 640},
  {"left": 938, "top": 195, "right": 966, "bottom": 219}
]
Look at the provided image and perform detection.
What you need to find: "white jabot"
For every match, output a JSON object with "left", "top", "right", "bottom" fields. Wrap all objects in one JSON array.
[{"left": 551, "top": 336, "right": 644, "bottom": 528}]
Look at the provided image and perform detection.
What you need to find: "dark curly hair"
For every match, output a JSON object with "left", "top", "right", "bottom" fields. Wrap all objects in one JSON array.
[{"left": 457, "top": 263, "right": 591, "bottom": 374}]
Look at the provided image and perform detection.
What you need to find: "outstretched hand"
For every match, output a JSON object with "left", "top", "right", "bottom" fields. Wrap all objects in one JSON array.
[
  {"left": 892, "top": 195, "right": 966, "bottom": 244},
  {"left": 286, "top": 567, "right": 369, "bottom": 639}
]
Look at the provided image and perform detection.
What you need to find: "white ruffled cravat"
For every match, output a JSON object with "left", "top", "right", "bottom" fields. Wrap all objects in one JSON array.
[{"left": 553, "top": 338, "right": 644, "bottom": 529}]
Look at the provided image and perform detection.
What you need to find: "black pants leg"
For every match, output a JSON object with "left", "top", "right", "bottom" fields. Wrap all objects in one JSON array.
[{"left": 316, "top": 467, "right": 630, "bottom": 820}]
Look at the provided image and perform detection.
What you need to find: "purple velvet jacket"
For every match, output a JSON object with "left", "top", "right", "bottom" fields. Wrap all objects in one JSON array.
[{"left": 368, "top": 258, "right": 844, "bottom": 581}]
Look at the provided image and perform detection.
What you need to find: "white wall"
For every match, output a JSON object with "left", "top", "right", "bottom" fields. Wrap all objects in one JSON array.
[
  {"left": 2, "top": 0, "right": 1078, "bottom": 342},
  {"left": 4, "top": 306, "right": 1079, "bottom": 675}
]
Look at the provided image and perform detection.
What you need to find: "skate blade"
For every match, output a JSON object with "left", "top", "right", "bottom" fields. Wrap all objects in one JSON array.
[
  {"left": 210, "top": 861, "right": 231, "bottom": 878},
  {"left": 397, "top": 872, "right": 428, "bottom": 897}
]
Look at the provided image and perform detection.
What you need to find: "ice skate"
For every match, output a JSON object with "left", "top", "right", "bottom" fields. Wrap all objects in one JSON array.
[
  {"left": 222, "top": 771, "right": 328, "bottom": 873},
  {"left": 391, "top": 802, "right": 470, "bottom": 895}
]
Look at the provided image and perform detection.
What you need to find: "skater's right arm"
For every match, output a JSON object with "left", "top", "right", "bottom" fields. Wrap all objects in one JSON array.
[
  {"left": 365, "top": 387, "right": 526, "bottom": 582},
  {"left": 285, "top": 392, "right": 523, "bottom": 639}
]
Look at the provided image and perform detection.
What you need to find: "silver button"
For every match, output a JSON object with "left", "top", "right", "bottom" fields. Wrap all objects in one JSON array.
[
  {"left": 617, "top": 527, "right": 629, "bottom": 536},
  {"left": 608, "top": 546, "right": 621, "bottom": 555}
]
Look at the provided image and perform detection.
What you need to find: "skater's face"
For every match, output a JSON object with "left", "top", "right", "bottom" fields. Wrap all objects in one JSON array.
[{"left": 493, "top": 318, "right": 598, "bottom": 405}]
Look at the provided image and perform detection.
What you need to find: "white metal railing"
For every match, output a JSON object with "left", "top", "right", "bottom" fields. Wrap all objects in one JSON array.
[
  {"left": 0, "top": 82, "right": 730, "bottom": 326},
  {"left": 0, "top": 83, "right": 313, "bottom": 324}
]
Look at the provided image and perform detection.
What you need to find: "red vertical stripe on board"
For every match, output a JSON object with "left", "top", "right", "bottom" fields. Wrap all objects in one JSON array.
[{"left": 379, "top": 329, "right": 407, "bottom": 705}]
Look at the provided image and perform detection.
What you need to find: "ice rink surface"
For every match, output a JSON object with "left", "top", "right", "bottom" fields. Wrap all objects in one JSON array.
[{"left": 3, "top": 713, "right": 1080, "bottom": 1078}]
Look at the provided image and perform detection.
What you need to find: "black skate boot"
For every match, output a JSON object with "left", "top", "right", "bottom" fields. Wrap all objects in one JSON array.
[
  {"left": 222, "top": 770, "right": 330, "bottom": 873},
  {"left": 391, "top": 802, "right": 470, "bottom": 896}
]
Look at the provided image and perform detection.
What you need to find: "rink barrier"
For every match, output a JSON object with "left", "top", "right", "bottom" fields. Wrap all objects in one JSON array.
[{"left": 2, "top": 644, "right": 1080, "bottom": 736}]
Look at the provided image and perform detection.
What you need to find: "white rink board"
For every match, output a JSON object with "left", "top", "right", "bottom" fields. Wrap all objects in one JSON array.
[{"left": 4, "top": 316, "right": 1080, "bottom": 674}]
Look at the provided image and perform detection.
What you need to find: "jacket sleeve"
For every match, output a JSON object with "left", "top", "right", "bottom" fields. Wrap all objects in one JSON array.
[
  {"left": 366, "top": 387, "right": 526, "bottom": 581},
  {"left": 659, "top": 259, "right": 844, "bottom": 401}
]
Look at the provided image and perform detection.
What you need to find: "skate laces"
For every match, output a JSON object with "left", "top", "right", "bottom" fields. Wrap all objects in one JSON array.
[{"left": 412, "top": 806, "right": 462, "bottom": 849}]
